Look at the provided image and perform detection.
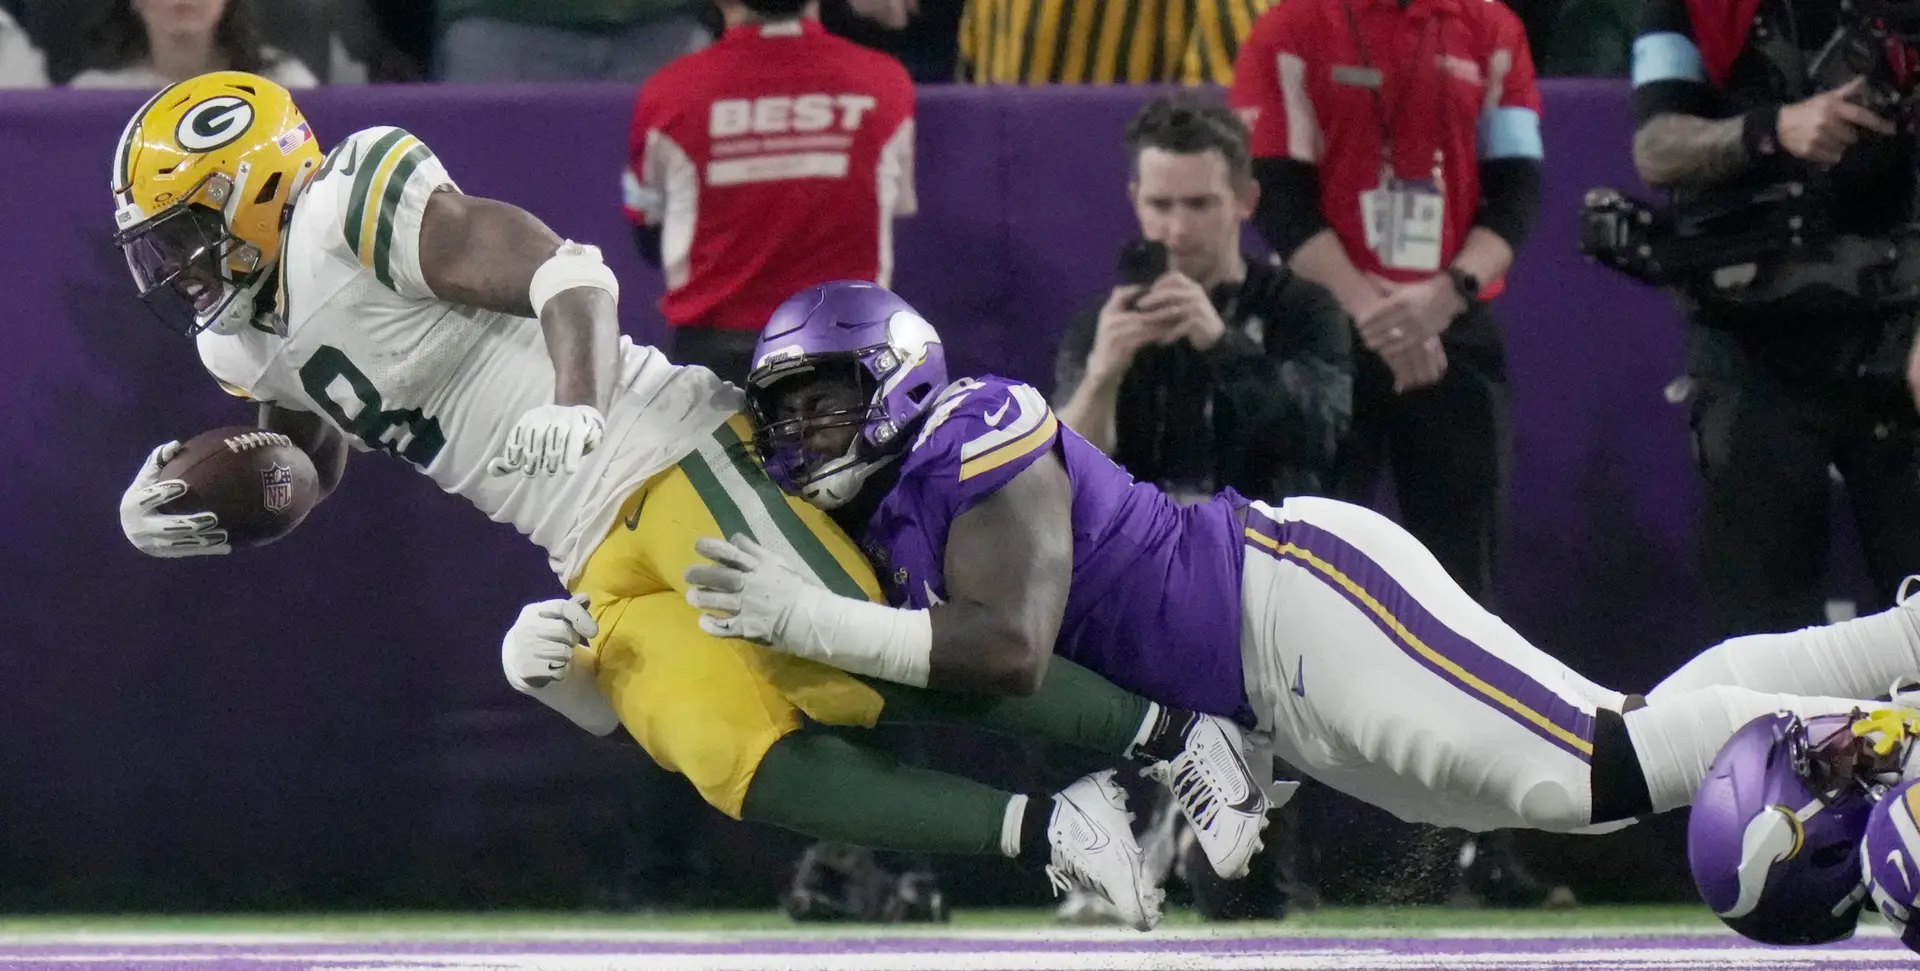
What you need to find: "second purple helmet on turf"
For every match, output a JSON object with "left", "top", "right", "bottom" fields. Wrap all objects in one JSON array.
[
  {"left": 1862, "top": 762, "right": 1920, "bottom": 952},
  {"left": 748, "top": 280, "right": 947, "bottom": 509},
  {"left": 1687, "top": 710, "right": 1882, "bottom": 945}
]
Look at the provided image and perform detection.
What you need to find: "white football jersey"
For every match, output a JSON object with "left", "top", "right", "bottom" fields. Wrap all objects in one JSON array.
[{"left": 196, "top": 126, "right": 740, "bottom": 582}]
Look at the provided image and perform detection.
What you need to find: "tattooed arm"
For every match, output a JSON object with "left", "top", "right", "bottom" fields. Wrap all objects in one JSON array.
[
  {"left": 1631, "top": 112, "right": 1754, "bottom": 189},
  {"left": 1627, "top": 0, "right": 1760, "bottom": 191},
  {"left": 1634, "top": 80, "right": 1897, "bottom": 190}
]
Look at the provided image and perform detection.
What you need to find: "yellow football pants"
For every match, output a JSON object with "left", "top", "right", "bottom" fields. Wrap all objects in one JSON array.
[{"left": 571, "top": 415, "right": 887, "bottom": 818}]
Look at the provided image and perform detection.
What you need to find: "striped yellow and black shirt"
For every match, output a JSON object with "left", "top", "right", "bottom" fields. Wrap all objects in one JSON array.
[{"left": 958, "top": 0, "right": 1277, "bottom": 85}]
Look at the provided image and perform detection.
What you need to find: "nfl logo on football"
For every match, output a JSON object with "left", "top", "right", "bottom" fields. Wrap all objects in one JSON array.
[{"left": 261, "top": 464, "right": 295, "bottom": 513}]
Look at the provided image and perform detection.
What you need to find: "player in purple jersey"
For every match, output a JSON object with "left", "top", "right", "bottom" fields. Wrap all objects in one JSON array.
[{"left": 686, "top": 281, "right": 1920, "bottom": 932}]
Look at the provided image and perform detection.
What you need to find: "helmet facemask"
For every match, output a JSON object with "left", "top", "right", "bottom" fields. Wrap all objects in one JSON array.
[
  {"left": 1776, "top": 710, "right": 1912, "bottom": 809},
  {"left": 749, "top": 360, "right": 901, "bottom": 510},
  {"left": 114, "top": 168, "right": 272, "bottom": 337}
]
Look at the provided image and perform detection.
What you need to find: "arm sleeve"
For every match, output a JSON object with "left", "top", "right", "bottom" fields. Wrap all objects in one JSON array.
[
  {"left": 1473, "top": 158, "right": 1543, "bottom": 249},
  {"left": 1631, "top": 0, "right": 1721, "bottom": 123},
  {"left": 1250, "top": 157, "right": 1329, "bottom": 259},
  {"left": 1478, "top": 6, "right": 1545, "bottom": 164},
  {"left": 1469, "top": 10, "right": 1545, "bottom": 250}
]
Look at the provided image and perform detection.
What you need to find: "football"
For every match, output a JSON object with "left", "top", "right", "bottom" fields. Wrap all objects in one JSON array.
[{"left": 158, "top": 425, "right": 320, "bottom": 549}]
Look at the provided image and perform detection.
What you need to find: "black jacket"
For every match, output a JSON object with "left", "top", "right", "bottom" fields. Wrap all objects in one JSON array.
[{"left": 1053, "top": 257, "right": 1353, "bottom": 502}]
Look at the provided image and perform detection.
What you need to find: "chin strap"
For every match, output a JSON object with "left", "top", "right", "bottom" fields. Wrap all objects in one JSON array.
[
  {"left": 203, "top": 268, "right": 273, "bottom": 336},
  {"left": 804, "top": 450, "right": 899, "bottom": 511}
]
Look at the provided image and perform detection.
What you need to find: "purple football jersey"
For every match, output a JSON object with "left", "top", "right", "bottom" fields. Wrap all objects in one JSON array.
[{"left": 861, "top": 376, "right": 1254, "bottom": 723}]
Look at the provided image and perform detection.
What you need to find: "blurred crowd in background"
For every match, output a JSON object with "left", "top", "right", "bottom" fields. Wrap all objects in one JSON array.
[{"left": 0, "top": 0, "right": 1631, "bottom": 92}]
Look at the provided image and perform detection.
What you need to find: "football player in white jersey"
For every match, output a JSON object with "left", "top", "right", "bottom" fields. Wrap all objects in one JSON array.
[{"left": 106, "top": 72, "right": 1277, "bottom": 930}]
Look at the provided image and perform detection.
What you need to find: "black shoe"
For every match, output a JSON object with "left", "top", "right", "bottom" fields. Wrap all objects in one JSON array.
[
  {"left": 1182, "top": 829, "right": 1292, "bottom": 921},
  {"left": 782, "top": 843, "right": 952, "bottom": 923},
  {"left": 892, "top": 871, "right": 952, "bottom": 923},
  {"left": 1450, "top": 832, "right": 1577, "bottom": 910}
]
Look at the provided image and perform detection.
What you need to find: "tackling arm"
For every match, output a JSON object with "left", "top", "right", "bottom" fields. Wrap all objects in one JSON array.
[
  {"left": 683, "top": 454, "right": 1077, "bottom": 697},
  {"left": 927, "top": 452, "right": 1074, "bottom": 695}
]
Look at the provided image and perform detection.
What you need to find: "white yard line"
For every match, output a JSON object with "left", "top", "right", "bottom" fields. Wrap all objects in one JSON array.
[{"left": 0, "top": 925, "right": 1757, "bottom": 947}]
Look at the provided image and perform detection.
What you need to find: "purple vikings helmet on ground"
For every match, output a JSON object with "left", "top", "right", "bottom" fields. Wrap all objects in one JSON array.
[
  {"left": 747, "top": 281, "right": 948, "bottom": 509},
  {"left": 1687, "top": 711, "right": 1891, "bottom": 945},
  {"left": 1862, "top": 759, "right": 1920, "bottom": 953}
]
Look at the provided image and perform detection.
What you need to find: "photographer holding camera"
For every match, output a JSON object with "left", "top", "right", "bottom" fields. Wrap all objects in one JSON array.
[
  {"left": 1050, "top": 92, "right": 1351, "bottom": 923},
  {"left": 1631, "top": 0, "right": 1920, "bottom": 641},
  {"left": 1055, "top": 93, "right": 1353, "bottom": 504}
]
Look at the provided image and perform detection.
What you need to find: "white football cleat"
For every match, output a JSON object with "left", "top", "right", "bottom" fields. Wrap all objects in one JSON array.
[
  {"left": 1141, "top": 714, "right": 1270, "bottom": 879},
  {"left": 1045, "top": 771, "right": 1163, "bottom": 932}
]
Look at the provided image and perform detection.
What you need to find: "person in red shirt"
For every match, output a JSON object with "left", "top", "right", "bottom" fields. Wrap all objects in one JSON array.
[
  {"left": 618, "top": 5, "right": 920, "bottom": 911},
  {"left": 623, "top": 0, "right": 916, "bottom": 384},
  {"left": 1230, "top": 0, "right": 1554, "bottom": 910}
]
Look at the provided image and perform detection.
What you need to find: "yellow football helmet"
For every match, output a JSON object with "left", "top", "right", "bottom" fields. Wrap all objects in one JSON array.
[{"left": 110, "top": 71, "right": 324, "bottom": 336}]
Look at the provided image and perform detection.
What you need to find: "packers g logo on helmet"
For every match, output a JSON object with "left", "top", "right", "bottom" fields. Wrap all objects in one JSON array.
[
  {"left": 174, "top": 96, "right": 256, "bottom": 154},
  {"left": 110, "top": 71, "right": 323, "bottom": 337}
]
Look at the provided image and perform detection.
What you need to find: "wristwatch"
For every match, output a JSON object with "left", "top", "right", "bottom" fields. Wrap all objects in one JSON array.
[{"left": 1445, "top": 266, "right": 1482, "bottom": 307}]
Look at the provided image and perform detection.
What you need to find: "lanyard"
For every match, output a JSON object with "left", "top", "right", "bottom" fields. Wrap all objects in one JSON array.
[{"left": 1337, "top": 0, "right": 1441, "bottom": 179}]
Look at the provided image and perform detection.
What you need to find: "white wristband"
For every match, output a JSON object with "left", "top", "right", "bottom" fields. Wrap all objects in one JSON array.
[
  {"left": 510, "top": 645, "right": 621, "bottom": 736},
  {"left": 529, "top": 241, "right": 620, "bottom": 318},
  {"left": 777, "top": 586, "right": 933, "bottom": 688}
]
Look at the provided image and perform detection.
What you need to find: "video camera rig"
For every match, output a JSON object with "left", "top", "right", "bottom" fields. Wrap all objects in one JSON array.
[{"left": 1580, "top": 0, "right": 1920, "bottom": 314}]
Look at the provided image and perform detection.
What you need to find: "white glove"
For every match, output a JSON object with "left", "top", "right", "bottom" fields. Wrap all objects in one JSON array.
[
  {"left": 489, "top": 404, "right": 605, "bottom": 476},
  {"left": 684, "top": 535, "right": 817, "bottom": 643},
  {"left": 687, "top": 534, "right": 935, "bottom": 687},
  {"left": 502, "top": 593, "right": 598, "bottom": 689},
  {"left": 119, "top": 441, "right": 230, "bottom": 558}
]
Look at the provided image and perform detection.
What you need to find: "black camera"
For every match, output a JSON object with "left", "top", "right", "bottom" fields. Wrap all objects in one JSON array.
[
  {"left": 1581, "top": 183, "right": 1920, "bottom": 315},
  {"left": 1578, "top": 0, "right": 1920, "bottom": 313},
  {"left": 1811, "top": 0, "right": 1920, "bottom": 123},
  {"left": 1579, "top": 183, "right": 1826, "bottom": 287}
]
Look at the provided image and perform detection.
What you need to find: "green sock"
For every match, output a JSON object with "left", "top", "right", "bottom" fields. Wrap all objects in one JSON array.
[
  {"left": 864, "top": 656, "right": 1151, "bottom": 757},
  {"left": 741, "top": 730, "right": 1021, "bottom": 856}
]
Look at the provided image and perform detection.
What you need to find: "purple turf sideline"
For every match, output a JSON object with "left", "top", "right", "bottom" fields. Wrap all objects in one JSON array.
[{"left": 0, "top": 934, "right": 1914, "bottom": 971}]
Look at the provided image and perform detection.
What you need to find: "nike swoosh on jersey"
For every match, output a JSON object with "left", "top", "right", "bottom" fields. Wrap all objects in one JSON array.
[
  {"left": 1292, "top": 656, "right": 1306, "bottom": 698},
  {"left": 983, "top": 398, "right": 1012, "bottom": 426}
]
